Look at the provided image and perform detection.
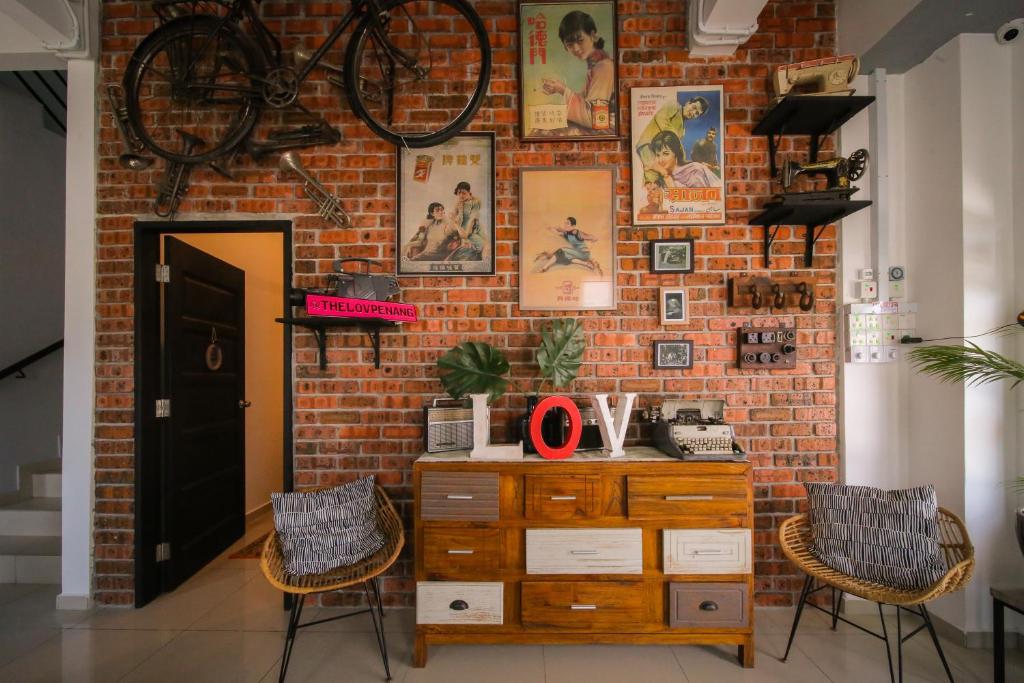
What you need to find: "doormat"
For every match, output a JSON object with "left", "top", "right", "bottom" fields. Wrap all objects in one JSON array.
[{"left": 230, "top": 532, "right": 270, "bottom": 559}]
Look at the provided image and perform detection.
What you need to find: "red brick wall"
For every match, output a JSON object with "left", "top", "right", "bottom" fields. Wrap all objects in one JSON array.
[{"left": 95, "top": 0, "right": 839, "bottom": 605}]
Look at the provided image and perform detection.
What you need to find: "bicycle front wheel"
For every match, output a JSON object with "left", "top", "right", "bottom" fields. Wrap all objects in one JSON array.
[
  {"left": 123, "top": 15, "right": 265, "bottom": 164},
  {"left": 344, "top": 0, "right": 491, "bottom": 148}
]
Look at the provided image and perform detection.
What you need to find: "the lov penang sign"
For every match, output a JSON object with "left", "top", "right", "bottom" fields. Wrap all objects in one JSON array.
[{"left": 306, "top": 293, "right": 418, "bottom": 323}]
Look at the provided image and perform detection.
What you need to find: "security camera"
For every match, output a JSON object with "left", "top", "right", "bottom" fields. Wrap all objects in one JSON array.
[{"left": 996, "top": 18, "right": 1024, "bottom": 44}]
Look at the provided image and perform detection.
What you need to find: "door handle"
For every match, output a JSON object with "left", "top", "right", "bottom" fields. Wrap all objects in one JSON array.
[{"left": 238, "top": 400, "right": 252, "bottom": 408}]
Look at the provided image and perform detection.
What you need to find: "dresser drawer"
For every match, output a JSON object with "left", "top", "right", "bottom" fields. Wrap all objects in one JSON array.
[
  {"left": 526, "top": 528, "right": 642, "bottom": 574},
  {"left": 663, "top": 529, "right": 751, "bottom": 575},
  {"left": 525, "top": 475, "right": 600, "bottom": 520},
  {"left": 669, "top": 582, "right": 748, "bottom": 628},
  {"left": 416, "top": 581, "right": 503, "bottom": 625},
  {"left": 421, "top": 471, "right": 499, "bottom": 521},
  {"left": 423, "top": 528, "right": 501, "bottom": 575},
  {"left": 627, "top": 475, "right": 747, "bottom": 520},
  {"left": 521, "top": 581, "right": 644, "bottom": 630}
]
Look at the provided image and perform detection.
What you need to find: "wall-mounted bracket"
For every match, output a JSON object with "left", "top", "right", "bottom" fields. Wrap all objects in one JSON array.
[
  {"left": 275, "top": 316, "right": 395, "bottom": 370},
  {"left": 751, "top": 197, "right": 871, "bottom": 268}
]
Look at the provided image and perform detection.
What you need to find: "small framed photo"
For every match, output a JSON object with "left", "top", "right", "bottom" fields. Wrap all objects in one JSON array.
[
  {"left": 518, "top": 1, "right": 619, "bottom": 142},
  {"left": 397, "top": 132, "right": 495, "bottom": 276},
  {"left": 650, "top": 239, "right": 694, "bottom": 274},
  {"left": 653, "top": 340, "right": 694, "bottom": 369},
  {"left": 659, "top": 287, "right": 688, "bottom": 325}
]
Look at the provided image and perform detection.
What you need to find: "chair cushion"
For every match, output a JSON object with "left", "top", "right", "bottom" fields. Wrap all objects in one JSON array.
[
  {"left": 804, "top": 482, "right": 947, "bottom": 590},
  {"left": 271, "top": 476, "right": 386, "bottom": 576}
]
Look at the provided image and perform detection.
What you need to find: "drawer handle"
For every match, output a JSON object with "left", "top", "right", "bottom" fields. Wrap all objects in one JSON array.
[
  {"left": 570, "top": 550, "right": 599, "bottom": 555},
  {"left": 664, "top": 495, "right": 713, "bottom": 501},
  {"left": 449, "top": 600, "right": 469, "bottom": 611},
  {"left": 570, "top": 604, "right": 597, "bottom": 610},
  {"left": 691, "top": 549, "right": 727, "bottom": 556},
  {"left": 446, "top": 494, "right": 473, "bottom": 500},
  {"left": 550, "top": 495, "right": 577, "bottom": 501},
  {"left": 447, "top": 549, "right": 474, "bottom": 555},
  {"left": 699, "top": 601, "right": 719, "bottom": 612}
]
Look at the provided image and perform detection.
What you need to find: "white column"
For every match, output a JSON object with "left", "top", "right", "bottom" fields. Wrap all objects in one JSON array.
[{"left": 58, "top": 57, "right": 97, "bottom": 611}]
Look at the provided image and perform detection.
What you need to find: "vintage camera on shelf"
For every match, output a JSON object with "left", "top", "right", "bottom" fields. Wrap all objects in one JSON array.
[
  {"left": 779, "top": 148, "right": 869, "bottom": 202},
  {"left": 290, "top": 258, "right": 400, "bottom": 306}
]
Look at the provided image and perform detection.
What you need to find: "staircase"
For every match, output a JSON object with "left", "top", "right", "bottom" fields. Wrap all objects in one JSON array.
[{"left": 0, "top": 461, "right": 61, "bottom": 584}]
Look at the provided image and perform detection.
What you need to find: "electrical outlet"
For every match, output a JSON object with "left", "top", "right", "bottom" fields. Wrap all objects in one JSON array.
[
  {"left": 856, "top": 280, "right": 877, "bottom": 300},
  {"left": 890, "top": 280, "right": 906, "bottom": 299},
  {"left": 859, "top": 268, "right": 875, "bottom": 280}
]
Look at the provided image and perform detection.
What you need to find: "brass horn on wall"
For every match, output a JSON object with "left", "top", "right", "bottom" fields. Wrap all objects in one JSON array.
[
  {"left": 106, "top": 84, "right": 154, "bottom": 170},
  {"left": 154, "top": 129, "right": 205, "bottom": 218},
  {"left": 279, "top": 151, "right": 352, "bottom": 228}
]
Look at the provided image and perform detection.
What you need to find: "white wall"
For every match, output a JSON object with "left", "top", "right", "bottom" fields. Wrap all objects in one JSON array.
[
  {"left": 839, "top": 34, "right": 1023, "bottom": 638},
  {"left": 0, "top": 78, "right": 66, "bottom": 492}
]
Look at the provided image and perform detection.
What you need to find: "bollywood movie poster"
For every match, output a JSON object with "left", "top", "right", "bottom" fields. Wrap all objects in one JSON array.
[
  {"left": 519, "top": 167, "right": 616, "bottom": 311},
  {"left": 397, "top": 132, "right": 495, "bottom": 276},
  {"left": 630, "top": 85, "right": 726, "bottom": 225},
  {"left": 518, "top": 1, "right": 619, "bottom": 142}
]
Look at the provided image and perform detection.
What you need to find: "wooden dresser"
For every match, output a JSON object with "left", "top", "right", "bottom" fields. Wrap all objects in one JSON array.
[{"left": 412, "top": 447, "right": 755, "bottom": 668}]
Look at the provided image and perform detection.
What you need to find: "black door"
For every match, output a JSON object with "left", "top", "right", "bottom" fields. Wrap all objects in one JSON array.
[{"left": 162, "top": 237, "right": 246, "bottom": 590}]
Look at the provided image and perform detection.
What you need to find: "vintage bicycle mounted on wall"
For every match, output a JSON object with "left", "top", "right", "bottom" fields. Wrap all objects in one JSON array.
[{"left": 114, "top": 0, "right": 492, "bottom": 217}]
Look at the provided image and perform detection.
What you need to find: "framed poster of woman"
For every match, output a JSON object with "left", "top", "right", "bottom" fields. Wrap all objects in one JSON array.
[
  {"left": 518, "top": 1, "right": 619, "bottom": 142},
  {"left": 519, "top": 167, "right": 616, "bottom": 311},
  {"left": 396, "top": 132, "right": 495, "bottom": 276},
  {"left": 630, "top": 85, "right": 725, "bottom": 225}
]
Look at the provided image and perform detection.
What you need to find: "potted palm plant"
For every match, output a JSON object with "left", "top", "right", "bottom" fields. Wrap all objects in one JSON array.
[
  {"left": 518, "top": 318, "right": 586, "bottom": 453},
  {"left": 908, "top": 340, "right": 1024, "bottom": 558}
]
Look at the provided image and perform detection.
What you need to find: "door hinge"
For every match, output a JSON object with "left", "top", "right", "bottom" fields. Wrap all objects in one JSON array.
[
  {"left": 155, "top": 399, "right": 171, "bottom": 418},
  {"left": 155, "top": 264, "right": 170, "bottom": 283},
  {"left": 156, "top": 542, "right": 171, "bottom": 562}
]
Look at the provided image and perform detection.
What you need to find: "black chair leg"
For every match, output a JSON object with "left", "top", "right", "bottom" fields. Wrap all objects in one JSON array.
[
  {"left": 920, "top": 605, "right": 955, "bottom": 683},
  {"left": 783, "top": 574, "right": 814, "bottom": 662},
  {"left": 878, "top": 602, "right": 896, "bottom": 683},
  {"left": 831, "top": 587, "right": 844, "bottom": 630},
  {"left": 897, "top": 605, "right": 904, "bottom": 683},
  {"left": 364, "top": 579, "right": 392, "bottom": 681},
  {"left": 371, "top": 573, "right": 387, "bottom": 621},
  {"left": 279, "top": 595, "right": 305, "bottom": 683}
]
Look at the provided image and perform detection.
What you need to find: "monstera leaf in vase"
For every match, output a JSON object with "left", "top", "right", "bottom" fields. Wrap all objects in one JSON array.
[
  {"left": 536, "top": 318, "right": 585, "bottom": 394},
  {"left": 437, "top": 341, "right": 511, "bottom": 404}
]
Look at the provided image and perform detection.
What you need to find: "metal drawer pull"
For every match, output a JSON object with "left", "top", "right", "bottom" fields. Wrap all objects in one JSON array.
[
  {"left": 446, "top": 494, "right": 473, "bottom": 500},
  {"left": 447, "top": 549, "right": 474, "bottom": 555},
  {"left": 449, "top": 600, "right": 469, "bottom": 611},
  {"left": 570, "top": 604, "right": 597, "bottom": 610},
  {"left": 550, "top": 495, "right": 577, "bottom": 501},
  {"left": 692, "top": 549, "right": 726, "bottom": 555},
  {"left": 699, "top": 601, "right": 719, "bottom": 612},
  {"left": 570, "top": 550, "right": 599, "bottom": 555},
  {"left": 664, "top": 495, "right": 713, "bottom": 501}
]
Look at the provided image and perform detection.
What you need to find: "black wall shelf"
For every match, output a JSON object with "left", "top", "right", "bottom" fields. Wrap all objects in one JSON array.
[
  {"left": 753, "top": 95, "right": 875, "bottom": 177},
  {"left": 275, "top": 316, "right": 396, "bottom": 370},
  {"left": 751, "top": 198, "right": 872, "bottom": 268}
]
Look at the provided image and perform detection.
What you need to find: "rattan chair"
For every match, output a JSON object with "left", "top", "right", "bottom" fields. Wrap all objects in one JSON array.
[
  {"left": 778, "top": 507, "right": 974, "bottom": 683},
  {"left": 260, "top": 485, "right": 405, "bottom": 683}
]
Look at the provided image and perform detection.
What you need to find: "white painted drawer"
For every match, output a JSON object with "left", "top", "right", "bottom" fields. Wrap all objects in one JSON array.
[
  {"left": 526, "top": 528, "right": 643, "bottom": 575},
  {"left": 416, "top": 581, "right": 503, "bottom": 625},
  {"left": 663, "top": 529, "right": 751, "bottom": 575}
]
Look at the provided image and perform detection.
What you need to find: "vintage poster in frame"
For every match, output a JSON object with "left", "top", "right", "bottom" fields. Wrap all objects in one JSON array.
[
  {"left": 650, "top": 238, "right": 694, "bottom": 274},
  {"left": 519, "top": 167, "right": 616, "bottom": 311},
  {"left": 397, "top": 132, "right": 495, "bottom": 276},
  {"left": 630, "top": 85, "right": 725, "bottom": 225},
  {"left": 518, "top": 1, "right": 619, "bottom": 142}
]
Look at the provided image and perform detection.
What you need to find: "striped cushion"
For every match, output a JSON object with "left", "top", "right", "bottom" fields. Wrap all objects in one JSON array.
[
  {"left": 271, "top": 476, "right": 386, "bottom": 576},
  {"left": 804, "top": 482, "right": 946, "bottom": 590}
]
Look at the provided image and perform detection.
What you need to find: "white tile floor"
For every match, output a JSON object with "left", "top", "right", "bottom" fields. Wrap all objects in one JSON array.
[{"left": 0, "top": 521, "right": 1019, "bottom": 682}]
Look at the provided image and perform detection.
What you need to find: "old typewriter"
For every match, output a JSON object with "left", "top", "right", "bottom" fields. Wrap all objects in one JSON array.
[{"left": 651, "top": 399, "right": 745, "bottom": 461}]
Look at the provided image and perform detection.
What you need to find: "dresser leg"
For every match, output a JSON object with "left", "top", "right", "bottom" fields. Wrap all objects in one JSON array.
[
  {"left": 739, "top": 637, "right": 755, "bottom": 668},
  {"left": 414, "top": 634, "right": 427, "bottom": 668}
]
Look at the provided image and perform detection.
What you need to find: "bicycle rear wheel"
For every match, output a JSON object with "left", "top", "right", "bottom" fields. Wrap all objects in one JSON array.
[
  {"left": 123, "top": 15, "right": 265, "bottom": 164},
  {"left": 343, "top": 0, "right": 491, "bottom": 148}
]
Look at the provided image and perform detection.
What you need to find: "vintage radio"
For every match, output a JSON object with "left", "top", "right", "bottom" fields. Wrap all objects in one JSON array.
[
  {"left": 651, "top": 399, "right": 745, "bottom": 461},
  {"left": 563, "top": 405, "right": 604, "bottom": 451},
  {"left": 423, "top": 398, "right": 474, "bottom": 453}
]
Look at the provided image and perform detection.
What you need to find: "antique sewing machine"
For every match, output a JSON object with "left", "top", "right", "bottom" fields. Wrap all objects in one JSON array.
[
  {"left": 773, "top": 54, "right": 859, "bottom": 100},
  {"left": 779, "top": 148, "right": 869, "bottom": 201},
  {"left": 650, "top": 399, "right": 745, "bottom": 461}
]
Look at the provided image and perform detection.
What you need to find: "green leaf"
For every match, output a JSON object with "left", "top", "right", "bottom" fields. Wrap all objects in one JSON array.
[
  {"left": 437, "top": 342, "right": 511, "bottom": 403},
  {"left": 537, "top": 318, "right": 585, "bottom": 390},
  {"left": 907, "top": 342, "right": 1024, "bottom": 388}
]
